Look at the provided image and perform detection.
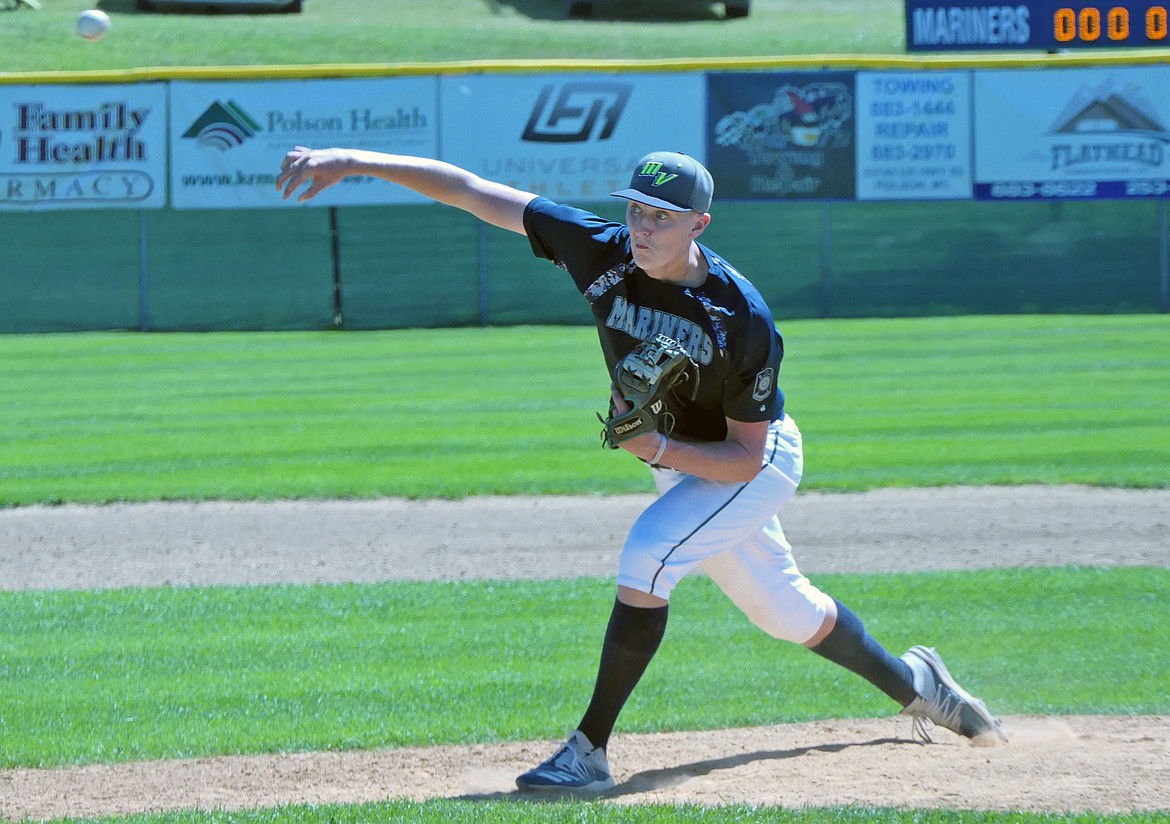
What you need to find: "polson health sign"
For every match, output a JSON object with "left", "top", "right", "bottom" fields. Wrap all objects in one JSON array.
[{"left": 905, "top": 1, "right": 1170, "bottom": 50}]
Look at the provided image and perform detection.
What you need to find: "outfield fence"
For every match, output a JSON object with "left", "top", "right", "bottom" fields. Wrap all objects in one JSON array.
[
  {"left": 1, "top": 196, "right": 1166, "bottom": 333},
  {"left": 4, "top": 54, "right": 1170, "bottom": 332}
]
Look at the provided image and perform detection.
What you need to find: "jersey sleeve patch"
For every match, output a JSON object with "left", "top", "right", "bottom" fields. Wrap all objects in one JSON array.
[{"left": 752, "top": 367, "right": 775, "bottom": 402}]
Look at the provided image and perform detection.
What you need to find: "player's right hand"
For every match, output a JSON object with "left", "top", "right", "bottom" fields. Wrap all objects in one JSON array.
[{"left": 276, "top": 146, "right": 350, "bottom": 202}]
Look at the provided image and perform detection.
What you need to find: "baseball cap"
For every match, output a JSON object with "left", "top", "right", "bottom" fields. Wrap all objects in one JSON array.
[{"left": 610, "top": 151, "right": 714, "bottom": 213}]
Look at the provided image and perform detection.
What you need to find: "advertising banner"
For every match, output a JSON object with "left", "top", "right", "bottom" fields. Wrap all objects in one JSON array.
[
  {"left": 856, "top": 71, "right": 972, "bottom": 200},
  {"left": 439, "top": 73, "right": 705, "bottom": 203},
  {"left": 974, "top": 66, "right": 1170, "bottom": 199},
  {"left": 170, "top": 77, "right": 437, "bottom": 209},
  {"left": 707, "top": 72, "right": 857, "bottom": 201},
  {"left": 0, "top": 84, "right": 167, "bottom": 211}
]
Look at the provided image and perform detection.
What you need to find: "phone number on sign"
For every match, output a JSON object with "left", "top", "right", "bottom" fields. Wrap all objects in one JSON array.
[
  {"left": 871, "top": 144, "right": 958, "bottom": 162},
  {"left": 1125, "top": 179, "right": 1170, "bottom": 196},
  {"left": 988, "top": 181, "right": 1100, "bottom": 199}
]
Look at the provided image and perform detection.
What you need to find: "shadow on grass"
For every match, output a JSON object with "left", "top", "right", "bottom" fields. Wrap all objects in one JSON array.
[
  {"left": 490, "top": 0, "right": 730, "bottom": 23},
  {"left": 96, "top": 0, "right": 138, "bottom": 11},
  {"left": 97, "top": 0, "right": 300, "bottom": 14}
]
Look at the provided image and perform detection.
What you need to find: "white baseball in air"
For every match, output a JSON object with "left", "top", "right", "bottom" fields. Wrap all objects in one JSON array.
[{"left": 77, "top": 9, "right": 111, "bottom": 41}]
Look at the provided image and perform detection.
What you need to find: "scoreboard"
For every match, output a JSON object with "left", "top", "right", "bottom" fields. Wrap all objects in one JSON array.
[{"left": 906, "top": 1, "right": 1170, "bottom": 50}]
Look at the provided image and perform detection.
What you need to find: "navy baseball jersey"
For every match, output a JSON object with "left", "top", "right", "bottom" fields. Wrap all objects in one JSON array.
[{"left": 523, "top": 196, "right": 784, "bottom": 442}]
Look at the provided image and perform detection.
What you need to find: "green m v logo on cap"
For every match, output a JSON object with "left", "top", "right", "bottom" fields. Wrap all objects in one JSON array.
[{"left": 639, "top": 161, "right": 678, "bottom": 187}]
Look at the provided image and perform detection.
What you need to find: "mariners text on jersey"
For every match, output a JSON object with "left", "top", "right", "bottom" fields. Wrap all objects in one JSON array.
[{"left": 605, "top": 297, "right": 715, "bottom": 365}]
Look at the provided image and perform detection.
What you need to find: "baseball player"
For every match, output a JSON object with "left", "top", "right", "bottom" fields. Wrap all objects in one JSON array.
[{"left": 276, "top": 147, "right": 1006, "bottom": 794}]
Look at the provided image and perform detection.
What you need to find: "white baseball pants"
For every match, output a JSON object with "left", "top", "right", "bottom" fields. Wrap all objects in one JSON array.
[{"left": 616, "top": 413, "right": 835, "bottom": 645}]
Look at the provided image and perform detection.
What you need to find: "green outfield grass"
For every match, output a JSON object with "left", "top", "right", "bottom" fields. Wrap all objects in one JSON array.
[
  {"left": 3, "top": 567, "right": 1166, "bottom": 769},
  {"left": 0, "top": 0, "right": 907, "bottom": 74},
  {"left": 1, "top": 315, "right": 1166, "bottom": 507}
]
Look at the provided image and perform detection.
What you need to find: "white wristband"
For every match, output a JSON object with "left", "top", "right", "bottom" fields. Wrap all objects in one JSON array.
[{"left": 650, "top": 433, "right": 668, "bottom": 465}]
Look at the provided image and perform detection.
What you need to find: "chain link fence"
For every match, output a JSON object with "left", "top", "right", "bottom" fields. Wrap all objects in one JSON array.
[{"left": 2, "top": 198, "right": 1166, "bottom": 334}]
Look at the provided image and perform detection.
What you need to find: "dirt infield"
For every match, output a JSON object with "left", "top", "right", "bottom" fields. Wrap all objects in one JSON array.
[{"left": 2, "top": 486, "right": 1168, "bottom": 819}]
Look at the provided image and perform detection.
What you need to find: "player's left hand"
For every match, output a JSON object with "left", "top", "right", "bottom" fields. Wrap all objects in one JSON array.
[
  {"left": 609, "top": 384, "right": 631, "bottom": 416},
  {"left": 608, "top": 386, "right": 662, "bottom": 461}
]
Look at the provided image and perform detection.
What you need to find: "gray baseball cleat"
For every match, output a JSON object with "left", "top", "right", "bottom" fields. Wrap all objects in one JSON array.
[
  {"left": 516, "top": 729, "right": 615, "bottom": 793},
  {"left": 900, "top": 645, "right": 1007, "bottom": 744}
]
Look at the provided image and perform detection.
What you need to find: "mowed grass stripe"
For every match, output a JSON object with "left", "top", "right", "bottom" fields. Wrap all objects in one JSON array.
[
  {"left": 2, "top": 567, "right": 1166, "bottom": 768},
  {"left": 1, "top": 316, "right": 1166, "bottom": 505}
]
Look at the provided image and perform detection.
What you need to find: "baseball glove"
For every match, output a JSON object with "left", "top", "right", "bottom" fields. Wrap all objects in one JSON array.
[{"left": 599, "top": 334, "right": 699, "bottom": 449}]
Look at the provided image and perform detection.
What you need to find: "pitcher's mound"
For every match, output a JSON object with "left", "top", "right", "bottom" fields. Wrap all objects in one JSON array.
[{"left": 4, "top": 715, "right": 1167, "bottom": 819}]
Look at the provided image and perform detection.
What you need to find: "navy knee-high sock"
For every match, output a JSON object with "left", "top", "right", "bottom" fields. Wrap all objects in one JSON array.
[
  {"left": 809, "top": 599, "right": 917, "bottom": 706},
  {"left": 577, "top": 599, "right": 668, "bottom": 751}
]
